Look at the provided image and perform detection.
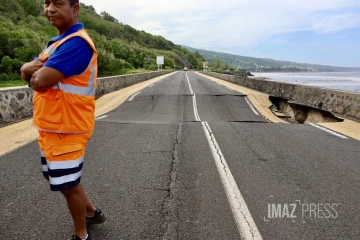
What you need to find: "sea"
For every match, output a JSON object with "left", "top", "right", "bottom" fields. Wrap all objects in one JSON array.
[{"left": 252, "top": 72, "right": 360, "bottom": 94}]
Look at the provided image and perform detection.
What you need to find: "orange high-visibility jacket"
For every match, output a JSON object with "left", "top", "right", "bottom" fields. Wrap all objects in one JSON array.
[{"left": 32, "top": 29, "right": 98, "bottom": 134}]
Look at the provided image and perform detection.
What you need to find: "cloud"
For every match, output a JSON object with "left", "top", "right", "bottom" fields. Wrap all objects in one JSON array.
[
  {"left": 312, "top": 13, "right": 360, "bottom": 33},
  {"left": 84, "top": 0, "right": 360, "bottom": 51},
  {"left": 135, "top": 21, "right": 167, "bottom": 36}
]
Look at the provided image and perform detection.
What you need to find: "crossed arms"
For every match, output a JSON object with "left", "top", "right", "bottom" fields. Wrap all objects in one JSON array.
[{"left": 20, "top": 58, "right": 65, "bottom": 92}]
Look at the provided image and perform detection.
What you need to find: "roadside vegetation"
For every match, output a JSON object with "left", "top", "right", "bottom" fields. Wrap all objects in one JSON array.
[
  {"left": 0, "top": 80, "right": 27, "bottom": 88},
  {"left": 205, "top": 58, "right": 247, "bottom": 76},
  {"left": 0, "top": 0, "right": 205, "bottom": 87}
]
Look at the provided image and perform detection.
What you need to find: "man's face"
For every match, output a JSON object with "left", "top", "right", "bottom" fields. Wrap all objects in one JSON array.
[{"left": 44, "top": 0, "right": 78, "bottom": 30}]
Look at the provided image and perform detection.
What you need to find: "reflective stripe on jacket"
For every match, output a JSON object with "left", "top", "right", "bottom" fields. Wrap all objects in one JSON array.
[{"left": 32, "top": 29, "right": 98, "bottom": 134}]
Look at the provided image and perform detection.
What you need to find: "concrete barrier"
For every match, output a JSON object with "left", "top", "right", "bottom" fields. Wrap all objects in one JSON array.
[
  {"left": 200, "top": 71, "right": 360, "bottom": 120},
  {"left": 0, "top": 71, "right": 172, "bottom": 125}
]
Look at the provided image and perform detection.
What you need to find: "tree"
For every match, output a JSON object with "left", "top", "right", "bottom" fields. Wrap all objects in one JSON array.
[
  {"left": 194, "top": 51, "right": 204, "bottom": 61},
  {"left": 21, "top": 0, "right": 42, "bottom": 17},
  {"left": 0, "top": 56, "right": 13, "bottom": 74},
  {"left": 14, "top": 46, "right": 41, "bottom": 62},
  {"left": 0, "top": 56, "right": 21, "bottom": 74},
  {"left": 100, "top": 11, "right": 119, "bottom": 23},
  {"left": 215, "top": 59, "right": 222, "bottom": 70},
  {"left": 197, "top": 60, "right": 203, "bottom": 70}
]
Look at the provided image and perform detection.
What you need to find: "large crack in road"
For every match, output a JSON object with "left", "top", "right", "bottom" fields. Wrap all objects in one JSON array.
[{"left": 159, "top": 122, "right": 182, "bottom": 240}]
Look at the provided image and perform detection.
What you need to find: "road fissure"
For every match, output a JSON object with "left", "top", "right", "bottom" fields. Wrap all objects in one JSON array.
[
  {"left": 186, "top": 72, "right": 263, "bottom": 240},
  {"left": 159, "top": 122, "right": 182, "bottom": 240}
]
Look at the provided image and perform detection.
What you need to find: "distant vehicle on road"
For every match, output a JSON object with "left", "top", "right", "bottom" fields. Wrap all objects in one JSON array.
[{"left": 184, "top": 67, "right": 188, "bottom": 71}]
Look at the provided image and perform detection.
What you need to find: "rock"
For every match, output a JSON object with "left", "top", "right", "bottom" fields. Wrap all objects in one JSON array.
[
  {"left": 9, "top": 98, "right": 19, "bottom": 110},
  {"left": 17, "top": 93, "right": 25, "bottom": 100},
  {"left": 246, "top": 71, "right": 254, "bottom": 76}
]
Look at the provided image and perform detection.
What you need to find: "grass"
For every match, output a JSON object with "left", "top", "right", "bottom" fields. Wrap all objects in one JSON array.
[
  {"left": 124, "top": 69, "right": 154, "bottom": 74},
  {"left": 0, "top": 80, "right": 27, "bottom": 88}
]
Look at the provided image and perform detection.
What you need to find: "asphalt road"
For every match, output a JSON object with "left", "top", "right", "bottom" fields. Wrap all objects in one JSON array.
[{"left": 1, "top": 71, "right": 359, "bottom": 240}]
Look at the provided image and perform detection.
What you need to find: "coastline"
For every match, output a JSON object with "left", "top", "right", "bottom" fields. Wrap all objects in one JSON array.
[{"left": 250, "top": 72, "right": 360, "bottom": 94}]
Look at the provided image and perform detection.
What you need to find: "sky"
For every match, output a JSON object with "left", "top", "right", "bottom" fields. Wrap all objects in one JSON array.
[{"left": 84, "top": 0, "right": 360, "bottom": 67}]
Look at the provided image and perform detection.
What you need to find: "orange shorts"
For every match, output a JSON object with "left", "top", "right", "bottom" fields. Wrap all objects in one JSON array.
[{"left": 38, "top": 131, "right": 92, "bottom": 191}]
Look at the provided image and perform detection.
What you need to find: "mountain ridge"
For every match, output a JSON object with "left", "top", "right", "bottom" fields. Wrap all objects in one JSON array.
[{"left": 183, "top": 45, "right": 360, "bottom": 72}]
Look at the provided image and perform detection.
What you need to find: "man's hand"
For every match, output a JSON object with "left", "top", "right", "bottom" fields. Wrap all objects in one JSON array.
[
  {"left": 30, "top": 66, "right": 65, "bottom": 92},
  {"left": 20, "top": 58, "right": 48, "bottom": 82}
]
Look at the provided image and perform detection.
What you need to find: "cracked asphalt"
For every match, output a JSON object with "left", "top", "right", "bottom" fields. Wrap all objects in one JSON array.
[{"left": 1, "top": 71, "right": 360, "bottom": 240}]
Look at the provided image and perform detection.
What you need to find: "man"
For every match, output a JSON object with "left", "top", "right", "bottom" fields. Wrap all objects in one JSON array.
[{"left": 20, "top": 1, "right": 106, "bottom": 239}]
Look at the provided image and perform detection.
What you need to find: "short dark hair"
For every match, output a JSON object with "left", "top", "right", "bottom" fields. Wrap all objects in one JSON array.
[{"left": 69, "top": 0, "right": 79, "bottom": 6}]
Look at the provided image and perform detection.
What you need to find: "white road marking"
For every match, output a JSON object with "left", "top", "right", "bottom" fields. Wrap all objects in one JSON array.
[
  {"left": 95, "top": 115, "right": 108, "bottom": 120},
  {"left": 192, "top": 94, "right": 201, "bottom": 122},
  {"left": 148, "top": 84, "right": 154, "bottom": 87},
  {"left": 128, "top": 92, "right": 141, "bottom": 102},
  {"left": 245, "top": 97, "right": 259, "bottom": 115},
  {"left": 186, "top": 73, "right": 194, "bottom": 95},
  {"left": 202, "top": 121, "right": 263, "bottom": 240},
  {"left": 186, "top": 73, "right": 201, "bottom": 121},
  {"left": 226, "top": 87, "right": 233, "bottom": 90},
  {"left": 309, "top": 123, "right": 348, "bottom": 139},
  {"left": 186, "top": 72, "right": 263, "bottom": 240}
]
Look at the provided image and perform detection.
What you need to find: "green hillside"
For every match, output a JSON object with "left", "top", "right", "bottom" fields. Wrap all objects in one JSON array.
[
  {"left": 184, "top": 46, "right": 360, "bottom": 72},
  {"left": 0, "top": 0, "right": 204, "bottom": 85}
]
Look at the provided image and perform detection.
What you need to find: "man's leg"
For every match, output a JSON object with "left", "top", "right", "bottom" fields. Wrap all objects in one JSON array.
[
  {"left": 38, "top": 132, "right": 50, "bottom": 181},
  {"left": 85, "top": 194, "right": 97, "bottom": 217},
  {"left": 40, "top": 132, "right": 103, "bottom": 238},
  {"left": 61, "top": 183, "right": 95, "bottom": 238}
]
